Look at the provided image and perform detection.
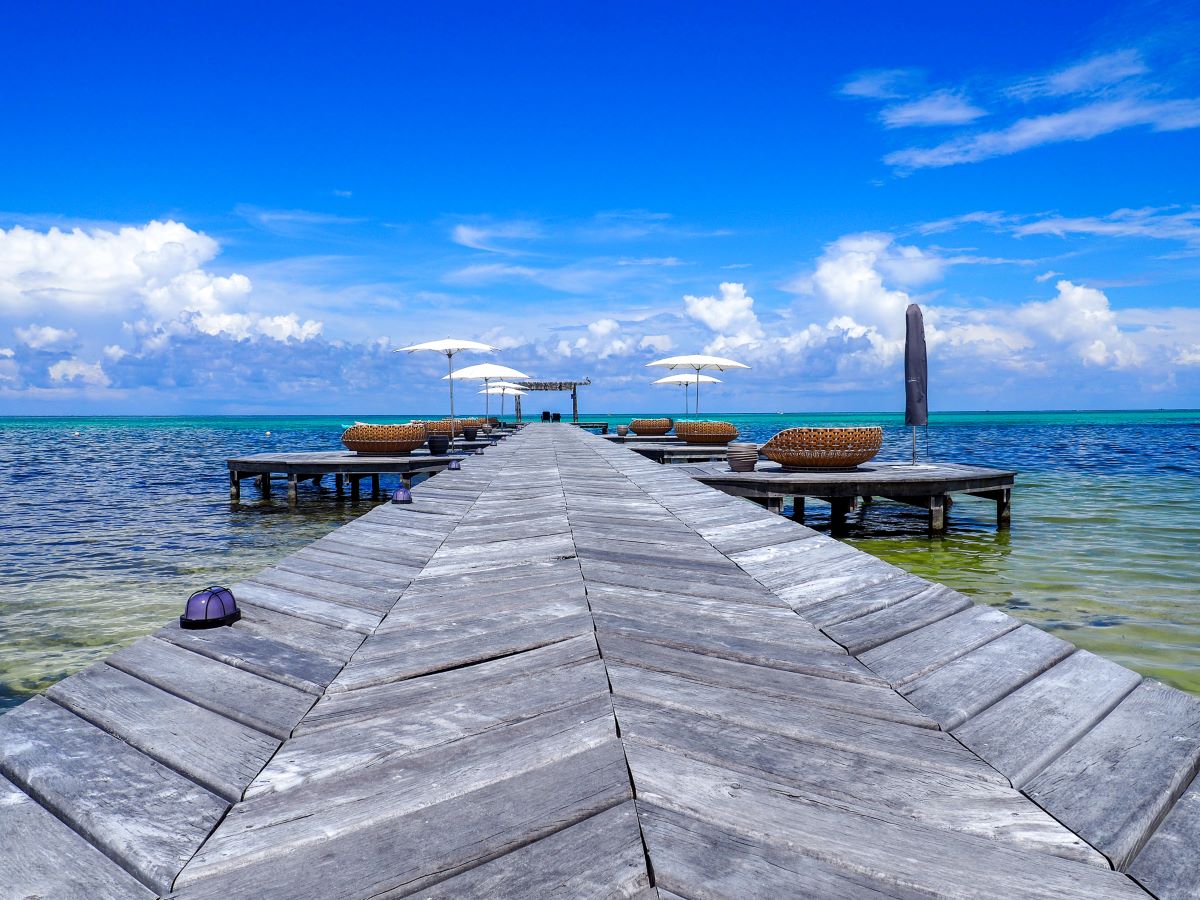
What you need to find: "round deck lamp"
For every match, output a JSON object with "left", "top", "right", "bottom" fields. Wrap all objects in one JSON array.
[
  {"left": 448, "top": 459, "right": 461, "bottom": 471},
  {"left": 181, "top": 586, "right": 240, "bottom": 629},
  {"left": 391, "top": 486, "right": 412, "bottom": 504}
]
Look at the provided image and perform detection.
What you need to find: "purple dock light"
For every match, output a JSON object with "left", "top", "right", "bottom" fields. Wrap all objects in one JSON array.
[
  {"left": 180, "top": 585, "right": 240, "bottom": 629},
  {"left": 391, "top": 485, "right": 412, "bottom": 504},
  {"left": 448, "top": 459, "right": 461, "bottom": 471}
]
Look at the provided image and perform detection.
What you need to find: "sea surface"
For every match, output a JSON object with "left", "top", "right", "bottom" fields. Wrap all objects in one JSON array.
[{"left": 1, "top": 410, "right": 1198, "bottom": 711}]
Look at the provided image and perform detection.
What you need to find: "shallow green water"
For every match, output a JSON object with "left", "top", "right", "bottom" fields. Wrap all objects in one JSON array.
[{"left": 1, "top": 410, "right": 1198, "bottom": 709}]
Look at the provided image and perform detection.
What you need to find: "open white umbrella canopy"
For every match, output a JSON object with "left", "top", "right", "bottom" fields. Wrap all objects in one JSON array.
[
  {"left": 487, "top": 380, "right": 528, "bottom": 391},
  {"left": 395, "top": 339, "right": 496, "bottom": 427},
  {"left": 445, "top": 362, "right": 531, "bottom": 419},
  {"left": 653, "top": 373, "right": 721, "bottom": 416},
  {"left": 646, "top": 354, "right": 749, "bottom": 415},
  {"left": 478, "top": 385, "right": 527, "bottom": 420}
]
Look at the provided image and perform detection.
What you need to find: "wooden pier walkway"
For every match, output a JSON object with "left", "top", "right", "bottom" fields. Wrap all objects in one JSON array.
[
  {"left": 2, "top": 424, "right": 1198, "bottom": 898},
  {"left": 680, "top": 459, "right": 1016, "bottom": 532}
]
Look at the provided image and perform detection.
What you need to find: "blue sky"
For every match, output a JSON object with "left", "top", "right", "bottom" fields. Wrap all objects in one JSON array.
[{"left": 2, "top": 0, "right": 1200, "bottom": 414}]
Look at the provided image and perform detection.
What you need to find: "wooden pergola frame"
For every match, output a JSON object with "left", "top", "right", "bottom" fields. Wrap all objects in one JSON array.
[{"left": 511, "top": 378, "right": 591, "bottom": 423}]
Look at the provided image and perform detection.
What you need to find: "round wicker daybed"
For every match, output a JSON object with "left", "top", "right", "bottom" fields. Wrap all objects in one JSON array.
[
  {"left": 761, "top": 426, "right": 883, "bottom": 470},
  {"left": 674, "top": 420, "right": 739, "bottom": 445},
  {"left": 341, "top": 422, "right": 428, "bottom": 455},
  {"left": 629, "top": 418, "right": 674, "bottom": 436}
]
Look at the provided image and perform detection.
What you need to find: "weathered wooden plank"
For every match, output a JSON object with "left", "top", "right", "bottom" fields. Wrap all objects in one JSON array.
[
  {"left": 107, "top": 637, "right": 315, "bottom": 740},
  {"left": 249, "top": 660, "right": 612, "bottom": 796},
  {"left": 860, "top": 604, "right": 1021, "bottom": 688},
  {"left": 155, "top": 621, "right": 343, "bottom": 694},
  {"left": 416, "top": 801, "right": 649, "bottom": 898},
  {"left": 579, "top": 558, "right": 776, "bottom": 602},
  {"left": 235, "top": 600, "right": 365, "bottom": 662},
  {"left": 640, "top": 802, "right": 924, "bottom": 899},
  {"left": 954, "top": 650, "right": 1143, "bottom": 787},
  {"left": 900, "top": 624, "right": 1075, "bottom": 730},
  {"left": 299, "top": 634, "right": 600, "bottom": 734},
  {"left": 329, "top": 612, "right": 595, "bottom": 692},
  {"left": 247, "top": 567, "right": 398, "bottom": 612},
  {"left": 0, "top": 773, "right": 157, "bottom": 899},
  {"left": 274, "top": 551, "right": 417, "bottom": 590},
  {"left": 46, "top": 662, "right": 278, "bottom": 803},
  {"left": 598, "top": 633, "right": 927, "bottom": 727},
  {"left": 182, "top": 699, "right": 617, "bottom": 883},
  {"left": 1025, "top": 681, "right": 1200, "bottom": 870},
  {"left": 593, "top": 604, "right": 832, "bottom": 655},
  {"left": 822, "top": 584, "right": 973, "bottom": 654},
  {"left": 615, "top": 697, "right": 1101, "bottom": 865},
  {"left": 791, "top": 572, "right": 933, "bottom": 627},
  {"left": 230, "top": 580, "right": 379, "bottom": 633},
  {"left": 0, "top": 696, "right": 227, "bottom": 894},
  {"left": 356, "top": 595, "right": 590, "bottom": 660},
  {"left": 627, "top": 744, "right": 1146, "bottom": 899},
  {"left": 172, "top": 742, "right": 634, "bottom": 900},
  {"left": 595, "top": 610, "right": 891, "bottom": 685},
  {"left": 606, "top": 662, "right": 1002, "bottom": 783},
  {"left": 1128, "top": 773, "right": 1200, "bottom": 899}
]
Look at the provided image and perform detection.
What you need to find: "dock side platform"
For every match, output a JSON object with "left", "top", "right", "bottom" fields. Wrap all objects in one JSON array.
[{"left": 1, "top": 424, "right": 1198, "bottom": 898}]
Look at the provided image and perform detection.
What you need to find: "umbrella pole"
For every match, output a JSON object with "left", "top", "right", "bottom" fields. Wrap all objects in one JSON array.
[
  {"left": 695, "top": 368, "right": 701, "bottom": 417},
  {"left": 484, "top": 378, "right": 490, "bottom": 421},
  {"left": 447, "top": 352, "right": 456, "bottom": 436}
]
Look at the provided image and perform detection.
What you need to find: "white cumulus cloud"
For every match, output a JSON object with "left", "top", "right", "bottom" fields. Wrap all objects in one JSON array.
[
  {"left": 0, "top": 220, "right": 323, "bottom": 349},
  {"left": 684, "top": 282, "right": 764, "bottom": 350},
  {"left": 48, "top": 357, "right": 109, "bottom": 386},
  {"left": 15, "top": 323, "right": 77, "bottom": 349}
]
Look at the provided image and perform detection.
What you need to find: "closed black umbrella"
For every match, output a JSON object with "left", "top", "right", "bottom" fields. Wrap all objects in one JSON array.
[{"left": 904, "top": 303, "right": 928, "bottom": 464}]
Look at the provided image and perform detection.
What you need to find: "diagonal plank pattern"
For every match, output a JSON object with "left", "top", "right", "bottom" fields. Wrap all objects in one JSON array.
[{"left": 2, "top": 424, "right": 1196, "bottom": 897}]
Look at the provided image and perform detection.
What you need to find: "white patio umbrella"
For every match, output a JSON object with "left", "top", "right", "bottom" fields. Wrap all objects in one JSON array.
[
  {"left": 479, "top": 385, "right": 527, "bottom": 420},
  {"left": 653, "top": 373, "right": 721, "bottom": 416},
  {"left": 446, "top": 362, "right": 531, "bottom": 420},
  {"left": 395, "top": 339, "right": 496, "bottom": 431},
  {"left": 646, "top": 354, "right": 749, "bottom": 415}
]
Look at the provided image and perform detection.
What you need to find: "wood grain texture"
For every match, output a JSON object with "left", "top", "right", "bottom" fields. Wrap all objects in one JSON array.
[
  {"left": 107, "top": 637, "right": 315, "bottom": 740},
  {"left": 1128, "top": 774, "right": 1200, "bottom": 899},
  {"left": 900, "top": 624, "right": 1076, "bottom": 730},
  {"left": 0, "top": 696, "right": 227, "bottom": 894},
  {"left": 46, "top": 662, "right": 278, "bottom": 803},
  {"left": 616, "top": 697, "right": 1101, "bottom": 865},
  {"left": 628, "top": 743, "right": 1145, "bottom": 899},
  {"left": 0, "top": 773, "right": 156, "bottom": 899},
  {"left": 1024, "top": 681, "right": 1200, "bottom": 870},
  {"left": 954, "top": 650, "right": 1143, "bottom": 787},
  {"left": 173, "top": 741, "right": 634, "bottom": 900},
  {"left": 860, "top": 604, "right": 1020, "bottom": 688}
]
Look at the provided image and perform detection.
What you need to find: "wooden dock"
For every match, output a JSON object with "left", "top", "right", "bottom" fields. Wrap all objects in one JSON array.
[
  {"left": 627, "top": 441, "right": 731, "bottom": 464},
  {"left": 2, "top": 424, "right": 1198, "bottom": 898},
  {"left": 680, "top": 459, "right": 1016, "bottom": 533},
  {"left": 227, "top": 440, "right": 496, "bottom": 506}
]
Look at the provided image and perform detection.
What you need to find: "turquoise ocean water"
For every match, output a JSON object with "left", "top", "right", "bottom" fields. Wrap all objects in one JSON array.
[{"left": 1, "top": 410, "right": 1198, "bottom": 711}]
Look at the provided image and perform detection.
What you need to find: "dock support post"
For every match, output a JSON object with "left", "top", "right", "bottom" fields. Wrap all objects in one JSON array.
[
  {"left": 335, "top": 473, "right": 344, "bottom": 499},
  {"left": 929, "top": 494, "right": 946, "bottom": 533},
  {"left": 996, "top": 488, "right": 1011, "bottom": 529},
  {"left": 350, "top": 476, "right": 361, "bottom": 502},
  {"left": 572, "top": 386, "right": 579, "bottom": 423},
  {"left": 790, "top": 497, "right": 805, "bottom": 524},
  {"left": 764, "top": 497, "right": 783, "bottom": 515},
  {"left": 230, "top": 470, "right": 240, "bottom": 504},
  {"left": 258, "top": 475, "right": 271, "bottom": 500},
  {"left": 287, "top": 474, "right": 298, "bottom": 508},
  {"left": 829, "top": 497, "right": 853, "bottom": 534},
  {"left": 371, "top": 474, "right": 381, "bottom": 499}
]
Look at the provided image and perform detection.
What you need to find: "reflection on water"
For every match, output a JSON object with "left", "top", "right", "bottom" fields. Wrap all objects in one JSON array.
[{"left": 1, "top": 411, "right": 1199, "bottom": 709}]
